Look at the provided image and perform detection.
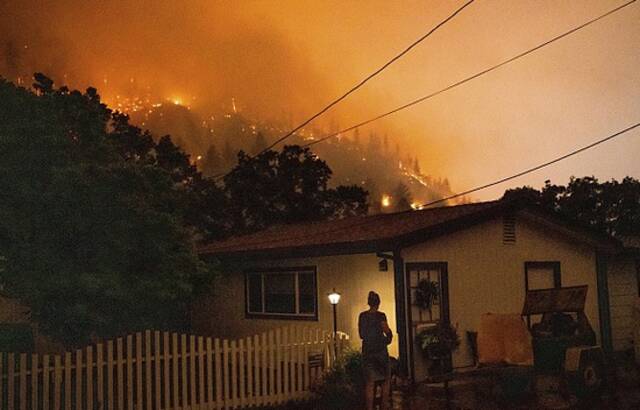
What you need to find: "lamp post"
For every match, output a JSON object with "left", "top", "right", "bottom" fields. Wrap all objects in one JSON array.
[{"left": 328, "top": 288, "right": 341, "bottom": 358}]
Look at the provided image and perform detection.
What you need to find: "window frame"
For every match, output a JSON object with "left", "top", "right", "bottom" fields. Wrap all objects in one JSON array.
[
  {"left": 524, "top": 261, "right": 562, "bottom": 291},
  {"left": 244, "top": 266, "right": 318, "bottom": 321}
]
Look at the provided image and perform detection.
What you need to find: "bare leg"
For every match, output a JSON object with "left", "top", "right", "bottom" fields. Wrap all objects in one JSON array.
[
  {"left": 365, "top": 380, "right": 375, "bottom": 410},
  {"left": 381, "top": 378, "right": 391, "bottom": 410}
]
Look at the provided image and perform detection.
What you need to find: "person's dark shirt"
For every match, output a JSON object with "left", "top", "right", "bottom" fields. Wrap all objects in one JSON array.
[{"left": 358, "top": 310, "right": 392, "bottom": 355}]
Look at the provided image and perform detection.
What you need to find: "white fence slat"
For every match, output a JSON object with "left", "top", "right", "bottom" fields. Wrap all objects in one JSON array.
[
  {"left": 87, "top": 346, "right": 94, "bottom": 410},
  {"left": 303, "top": 328, "right": 310, "bottom": 391},
  {"left": 222, "top": 339, "right": 230, "bottom": 407},
  {"left": 197, "top": 336, "right": 204, "bottom": 408},
  {"left": 181, "top": 334, "right": 188, "bottom": 410},
  {"left": 75, "top": 349, "right": 83, "bottom": 410},
  {"left": 116, "top": 338, "right": 124, "bottom": 410},
  {"left": 253, "top": 334, "right": 261, "bottom": 407},
  {"left": 43, "top": 354, "right": 50, "bottom": 410},
  {"left": 231, "top": 339, "right": 238, "bottom": 408},
  {"left": 289, "top": 328, "right": 296, "bottom": 397},
  {"left": 153, "top": 331, "right": 161, "bottom": 410},
  {"left": 275, "top": 328, "right": 281, "bottom": 402},
  {"left": 126, "top": 335, "right": 133, "bottom": 410},
  {"left": 190, "top": 335, "right": 197, "bottom": 409},
  {"left": 171, "top": 333, "right": 179, "bottom": 410},
  {"left": 239, "top": 338, "right": 246, "bottom": 408},
  {"left": 8, "top": 353, "right": 14, "bottom": 410},
  {"left": 283, "top": 327, "right": 289, "bottom": 398},
  {"left": 64, "top": 352, "right": 72, "bottom": 410},
  {"left": 245, "top": 337, "right": 253, "bottom": 406},
  {"left": 32, "top": 353, "right": 39, "bottom": 410},
  {"left": 19, "top": 353, "right": 27, "bottom": 410},
  {"left": 97, "top": 344, "right": 105, "bottom": 410},
  {"left": 268, "top": 330, "right": 275, "bottom": 403},
  {"left": 145, "top": 330, "right": 152, "bottom": 410},
  {"left": 163, "top": 332, "right": 171, "bottom": 410},
  {"left": 54, "top": 355, "right": 62, "bottom": 410},
  {"left": 214, "top": 338, "right": 222, "bottom": 408},
  {"left": 206, "top": 337, "right": 213, "bottom": 407},
  {"left": 53, "top": 355, "right": 62, "bottom": 410},
  {"left": 135, "top": 333, "right": 143, "bottom": 410}
]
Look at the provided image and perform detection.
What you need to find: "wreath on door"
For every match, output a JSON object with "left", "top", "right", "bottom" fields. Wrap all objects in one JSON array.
[{"left": 415, "top": 279, "right": 439, "bottom": 311}]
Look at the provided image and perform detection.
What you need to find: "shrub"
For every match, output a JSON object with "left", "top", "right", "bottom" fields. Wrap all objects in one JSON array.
[{"left": 311, "top": 349, "right": 365, "bottom": 410}]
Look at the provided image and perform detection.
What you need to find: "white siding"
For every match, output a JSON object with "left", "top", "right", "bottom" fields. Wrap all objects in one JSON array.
[
  {"left": 608, "top": 256, "right": 638, "bottom": 351},
  {"left": 194, "top": 254, "right": 400, "bottom": 358},
  {"left": 402, "top": 213, "right": 600, "bottom": 378}
]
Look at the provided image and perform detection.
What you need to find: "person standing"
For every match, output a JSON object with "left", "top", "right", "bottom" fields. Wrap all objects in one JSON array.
[{"left": 358, "top": 291, "right": 393, "bottom": 410}]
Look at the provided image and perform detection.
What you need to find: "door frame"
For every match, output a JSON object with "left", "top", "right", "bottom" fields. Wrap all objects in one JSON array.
[{"left": 405, "top": 261, "right": 450, "bottom": 381}]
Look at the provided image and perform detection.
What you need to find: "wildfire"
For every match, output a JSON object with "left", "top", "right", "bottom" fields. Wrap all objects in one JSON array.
[{"left": 381, "top": 194, "right": 391, "bottom": 208}]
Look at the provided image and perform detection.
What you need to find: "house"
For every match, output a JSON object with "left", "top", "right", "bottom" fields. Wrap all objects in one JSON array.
[
  {"left": 608, "top": 236, "right": 640, "bottom": 352},
  {"left": 195, "top": 199, "right": 635, "bottom": 382}
]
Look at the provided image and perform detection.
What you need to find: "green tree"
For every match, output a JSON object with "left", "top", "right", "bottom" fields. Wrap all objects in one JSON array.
[
  {"left": 503, "top": 177, "right": 640, "bottom": 237},
  {"left": 223, "top": 145, "right": 368, "bottom": 233},
  {"left": 0, "top": 75, "right": 215, "bottom": 347}
]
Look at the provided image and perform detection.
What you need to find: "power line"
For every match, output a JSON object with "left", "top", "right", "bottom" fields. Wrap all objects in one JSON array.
[
  {"left": 210, "top": 0, "right": 474, "bottom": 180},
  {"left": 260, "top": 0, "right": 474, "bottom": 154},
  {"left": 304, "top": 0, "right": 636, "bottom": 148},
  {"left": 417, "top": 121, "right": 640, "bottom": 208}
]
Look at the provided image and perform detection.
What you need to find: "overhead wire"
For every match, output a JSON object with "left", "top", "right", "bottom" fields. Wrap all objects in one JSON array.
[
  {"left": 417, "top": 122, "right": 640, "bottom": 208},
  {"left": 303, "top": 0, "right": 637, "bottom": 148},
  {"left": 212, "top": 0, "right": 475, "bottom": 179}
]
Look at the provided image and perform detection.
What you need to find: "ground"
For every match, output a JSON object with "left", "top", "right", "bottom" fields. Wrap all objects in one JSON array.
[{"left": 406, "top": 363, "right": 640, "bottom": 410}]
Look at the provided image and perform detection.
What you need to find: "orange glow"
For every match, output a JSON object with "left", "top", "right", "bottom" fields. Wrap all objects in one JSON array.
[{"left": 381, "top": 195, "right": 391, "bottom": 208}]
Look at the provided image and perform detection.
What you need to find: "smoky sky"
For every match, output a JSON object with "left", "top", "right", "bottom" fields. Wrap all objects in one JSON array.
[{"left": 1, "top": 0, "right": 639, "bottom": 199}]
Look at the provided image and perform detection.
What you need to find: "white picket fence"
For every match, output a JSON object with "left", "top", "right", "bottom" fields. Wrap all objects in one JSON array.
[{"left": 0, "top": 327, "right": 349, "bottom": 409}]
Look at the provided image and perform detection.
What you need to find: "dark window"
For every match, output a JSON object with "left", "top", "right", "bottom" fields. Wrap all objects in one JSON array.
[
  {"left": 246, "top": 268, "right": 317, "bottom": 319},
  {"left": 524, "top": 261, "right": 561, "bottom": 291}
]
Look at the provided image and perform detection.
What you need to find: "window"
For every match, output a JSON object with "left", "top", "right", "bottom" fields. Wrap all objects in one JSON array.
[
  {"left": 246, "top": 268, "right": 317, "bottom": 320},
  {"left": 524, "top": 261, "right": 561, "bottom": 291}
]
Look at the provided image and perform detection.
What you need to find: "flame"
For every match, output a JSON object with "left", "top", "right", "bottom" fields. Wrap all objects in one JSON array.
[{"left": 381, "top": 194, "right": 391, "bottom": 208}]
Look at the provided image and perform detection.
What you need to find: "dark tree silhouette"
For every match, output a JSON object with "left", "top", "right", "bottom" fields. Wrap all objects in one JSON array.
[
  {"left": 503, "top": 177, "right": 640, "bottom": 237},
  {"left": 223, "top": 145, "right": 368, "bottom": 233},
  {"left": 0, "top": 74, "right": 215, "bottom": 347}
]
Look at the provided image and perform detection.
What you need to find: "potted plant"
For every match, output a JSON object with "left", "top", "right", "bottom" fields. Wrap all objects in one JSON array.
[
  {"left": 414, "top": 279, "right": 439, "bottom": 311},
  {"left": 416, "top": 323, "right": 460, "bottom": 376}
]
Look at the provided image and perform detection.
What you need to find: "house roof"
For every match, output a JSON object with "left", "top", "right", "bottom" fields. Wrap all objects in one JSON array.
[{"left": 200, "top": 199, "right": 618, "bottom": 259}]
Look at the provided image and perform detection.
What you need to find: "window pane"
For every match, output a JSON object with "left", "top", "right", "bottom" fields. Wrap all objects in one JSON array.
[
  {"left": 265, "top": 273, "right": 296, "bottom": 314},
  {"left": 298, "top": 272, "right": 316, "bottom": 314},
  {"left": 528, "top": 267, "right": 555, "bottom": 290},
  {"left": 247, "top": 273, "right": 263, "bottom": 313}
]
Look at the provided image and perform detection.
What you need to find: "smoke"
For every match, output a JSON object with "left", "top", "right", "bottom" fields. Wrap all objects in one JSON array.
[
  {"left": 2, "top": 0, "right": 638, "bottom": 199},
  {"left": 0, "top": 0, "right": 331, "bottom": 123}
]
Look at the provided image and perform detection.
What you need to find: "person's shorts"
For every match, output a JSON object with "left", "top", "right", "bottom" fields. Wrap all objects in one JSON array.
[{"left": 363, "top": 351, "right": 390, "bottom": 382}]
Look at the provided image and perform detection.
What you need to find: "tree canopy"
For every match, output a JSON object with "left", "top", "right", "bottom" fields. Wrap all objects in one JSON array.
[
  {"left": 223, "top": 145, "right": 368, "bottom": 233},
  {"left": 0, "top": 74, "right": 370, "bottom": 347},
  {"left": 503, "top": 176, "right": 640, "bottom": 237},
  {"left": 0, "top": 75, "right": 216, "bottom": 347}
]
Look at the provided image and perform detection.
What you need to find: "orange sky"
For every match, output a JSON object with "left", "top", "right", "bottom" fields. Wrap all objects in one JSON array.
[{"left": 1, "top": 0, "right": 638, "bottom": 200}]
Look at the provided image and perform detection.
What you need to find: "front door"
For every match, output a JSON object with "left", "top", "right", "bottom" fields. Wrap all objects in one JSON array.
[{"left": 405, "top": 262, "right": 449, "bottom": 382}]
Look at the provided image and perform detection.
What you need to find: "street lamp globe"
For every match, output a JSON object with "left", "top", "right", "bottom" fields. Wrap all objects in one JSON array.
[{"left": 328, "top": 289, "right": 341, "bottom": 305}]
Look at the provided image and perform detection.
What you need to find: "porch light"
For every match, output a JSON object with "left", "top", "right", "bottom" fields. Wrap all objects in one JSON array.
[
  {"left": 328, "top": 289, "right": 341, "bottom": 305},
  {"left": 328, "top": 289, "right": 341, "bottom": 358}
]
